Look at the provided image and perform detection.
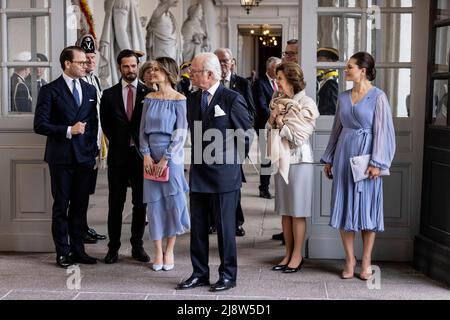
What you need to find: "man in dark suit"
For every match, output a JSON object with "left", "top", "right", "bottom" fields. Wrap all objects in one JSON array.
[
  {"left": 177, "top": 53, "right": 252, "bottom": 292},
  {"left": 10, "top": 51, "right": 32, "bottom": 113},
  {"left": 317, "top": 47, "right": 339, "bottom": 115},
  {"left": 34, "top": 46, "right": 99, "bottom": 268},
  {"left": 252, "top": 56, "right": 281, "bottom": 200},
  {"left": 214, "top": 48, "right": 255, "bottom": 237},
  {"left": 26, "top": 53, "right": 48, "bottom": 95},
  {"left": 100, "top": 49, "right": 152, "bottom": 264}
]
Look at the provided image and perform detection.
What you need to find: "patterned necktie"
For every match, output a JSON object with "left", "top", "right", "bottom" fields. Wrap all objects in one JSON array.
[
  {"left": 271, "top": 79, "right": 278, "bottom": 92},
  {"left": 126, "top": 84, "right": 133, "bottom": 121},
  {"left": 72, "top": 79, "right": 80, "bottom": 107},
  {"left": 201, "top": 90, "right": 209, "bottom": 114}
]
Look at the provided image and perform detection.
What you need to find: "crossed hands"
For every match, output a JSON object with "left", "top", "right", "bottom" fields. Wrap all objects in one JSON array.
[
  {"left": 269, "top": 104, "right": 286, "bottom": 128},
  {"left": 144, "top": 154, "right": 168, "bottom": 177}
]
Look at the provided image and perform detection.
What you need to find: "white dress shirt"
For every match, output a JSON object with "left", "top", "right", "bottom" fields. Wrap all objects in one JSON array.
[
  {"left": 205, "top": 80, "right": 221, "bottom": 105},
  {"left": 63, "top": 73, "right": 83, "bottom": 139},
  {"left": 122, "top": 78, "right": 139, "bottom": 113},
  {"left": 63, "top": 73, "right": 83, "bottom": 105}
]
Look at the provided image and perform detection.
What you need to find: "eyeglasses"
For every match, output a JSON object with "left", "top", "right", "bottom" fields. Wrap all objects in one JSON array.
[
  {"left": 219, "top": 59, "right": 231, "bottom": 65},
  {"left": 282, "top": 51, "right": 298, "bottom": 57},
  {"left": 71, "top": 60, "right": 88, "bottom": 66},
  {"left": 189, "top": 69, "right": 207, "bottom": 75}
]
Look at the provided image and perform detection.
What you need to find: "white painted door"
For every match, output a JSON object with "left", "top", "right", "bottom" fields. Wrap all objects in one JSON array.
[
  {"left": 0, "top": 0, "right": 67, "bottom": 251},
  {"left": 300, "top": 0, "right": 429, "bottom": 261}
]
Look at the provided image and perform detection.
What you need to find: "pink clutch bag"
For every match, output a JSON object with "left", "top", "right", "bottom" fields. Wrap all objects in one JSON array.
[{"left": 143, "top": 166, "right": 169, "bottom": 182}]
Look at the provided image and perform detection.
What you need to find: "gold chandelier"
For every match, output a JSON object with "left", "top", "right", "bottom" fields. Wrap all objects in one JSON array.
[{"left": 257, "top": 24, "right": 277, "bottom": 47}]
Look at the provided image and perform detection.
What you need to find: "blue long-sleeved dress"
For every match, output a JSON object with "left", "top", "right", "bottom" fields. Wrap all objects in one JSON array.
[
  {"left": 139, "top": 98, "right": 190, "bottom": 240},
  {"left": 320, "top": 87, "right": 396, "bottom": 232}
]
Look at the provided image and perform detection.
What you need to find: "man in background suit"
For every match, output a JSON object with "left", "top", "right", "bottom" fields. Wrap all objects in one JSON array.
[
  {"left": 26, "top": 53, "right": 48, "bottom": 95},
  {"left": 77, "top": 34, "right": 108, "bottom": 244},
  {"left": 213, "top": 48, "right": 255, "bottom": 237},
  {"left": 100, "top": 49, "right": 152, "bottom": 264},
  {"left": 10, "top": 51, "right": 32, "bottom": 113},
  {"left": 177, "top": 53, "right": 252, "bottom": 292},
  {"left": 34, "top": 46, "right": 99, "bottom": 268},
  {"left": 252, "top": 56, "right": 281, "bottom": 200}
]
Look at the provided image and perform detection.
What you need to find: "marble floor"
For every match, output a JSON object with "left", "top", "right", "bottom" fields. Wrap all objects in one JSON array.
[{"left": 0, "top": 169, "right": 449, "bottom": 301}]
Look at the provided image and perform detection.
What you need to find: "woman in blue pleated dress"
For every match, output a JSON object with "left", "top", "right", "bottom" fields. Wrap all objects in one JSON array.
[
  {"left": 321, "top": 52, "right": 396, "bottom": 280},
  {"left": 139, "top": 57, "right": 190, "bottom": 271}
]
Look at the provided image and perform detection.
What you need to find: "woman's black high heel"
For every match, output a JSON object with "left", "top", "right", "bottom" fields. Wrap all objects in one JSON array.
[
  {"left": 271, "top": 264, "right": 287, "bottom": 271},
  {"left": 282, "top": 259, "right": 305, "bottom": 273}
]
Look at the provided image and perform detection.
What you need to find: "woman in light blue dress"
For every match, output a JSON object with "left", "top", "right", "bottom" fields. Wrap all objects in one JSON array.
[
  {"left": 321, "top": 52, "right": 395, "bottom": 280},
  {"left": 139, "top": 57, "right": 190, "bottom": 271}
]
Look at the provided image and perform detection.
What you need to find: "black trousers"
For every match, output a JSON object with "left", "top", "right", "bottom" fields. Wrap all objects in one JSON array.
[
  {"left": 82, "top": 167, "right": 99, "bottom": 234},
  {"left": 107, "top": 147, "right": 146, "bottom": 251},
  {"left": 209, "top": 184, "right": 244, "bottom": 229},
  {"left": 257, "top": 128, "right": 271, "bottom": 192},
  {"left": 49, "top": 161, "right": 93, "bottom": 256},
  {"left": 190, "top": 190, "right": 239, "bottom": 281}
]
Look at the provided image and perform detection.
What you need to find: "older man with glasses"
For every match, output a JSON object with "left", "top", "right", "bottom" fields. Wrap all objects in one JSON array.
[
  {"left": 177, "top": 52, "right": 252, "bottom": 292},
  {"left": 282, "top": 39, "right": 299, "bottom": 63}
]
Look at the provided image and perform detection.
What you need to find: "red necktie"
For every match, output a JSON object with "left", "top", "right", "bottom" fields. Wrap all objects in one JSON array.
[
  {"left": 126, "top": 84, "right": 133, "bottom": 121},
  {"left": 271, "top": 79, "right": 278, "bottom": 92}
]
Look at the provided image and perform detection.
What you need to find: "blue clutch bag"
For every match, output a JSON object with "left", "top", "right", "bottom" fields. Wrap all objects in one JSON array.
[{"left": 349, "top": 154, "right": 390, "bottom": 182}]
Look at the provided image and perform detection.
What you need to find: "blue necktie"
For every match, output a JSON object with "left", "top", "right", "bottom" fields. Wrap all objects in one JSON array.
[
  {"left": 72, "top": 79, "right": 81, "bottom": 107},
  {"left": 201, "top": 90, "right": 209, "bottom": 114}
]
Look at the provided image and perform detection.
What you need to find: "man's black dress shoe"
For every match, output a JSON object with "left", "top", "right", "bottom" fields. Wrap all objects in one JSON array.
[
  {"left": 236, "top": 225, "right": 246, "bottom": 237},
  {"left": 282, "top": 259, "right": 305, "bottom": 273},
  {"left": 259, "top": 190, "right": 272, "bottom": 199},
  {"left": 83, "top": 233, "right": 98, "bottom": 244},
  {"left": 131, "top": 247, "right": 150, "bottom": 262},
  {"left": 104, "top": 250, "right": 119, "bottom": 264},
  {"left": 272, "top": 232, "right": 284, "bottom": 241},
  {"left": 209, "top": 278, "right": 236, "bottom": 292},
  {"left": 271, "top": 264, "right": 287, "bottom": 271},
  {"left": 176, "top": 276, "right": 210, "bottom": 290},
  {"left": 56, "top": 254, "right": 75, "bottom": 268},
  {"left": 87, "top": 228, "right": 107, "bottom": 240},
  {"left": 70, "top": 252, "right": 97, "bottom": 264}
]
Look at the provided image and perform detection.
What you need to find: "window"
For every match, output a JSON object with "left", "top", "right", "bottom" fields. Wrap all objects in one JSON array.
[
  {"left": 427, "top": 0, "right": 450, "bottom": 127},
  {"left": 316, "top": 0, "right": 414, "bottom": 118},
  {"left": 1, "top": 0, "right": 51, "bottom": 115}
]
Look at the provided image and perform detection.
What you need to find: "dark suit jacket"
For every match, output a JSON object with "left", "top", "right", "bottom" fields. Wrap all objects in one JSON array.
[
  {"left": 229, "top": 73, "right": 256, "bottom": 123},
  {"left": 100, "top": 81, "right": 152, "bottom": 166},
  {"left": 34, "top": 76, "right": 98, "bottom": 165},
  {"left": 187, "top": 84, "right": 252, "bottom": 193},
  {"left": 11, "top": 73, "right": 32, "bottom": 112},
  {"left": 317, "top": 79, "right": 338, "bottom": 115},
  {"left": 252, "top": 75, "right": 274, "bottom": 130}
]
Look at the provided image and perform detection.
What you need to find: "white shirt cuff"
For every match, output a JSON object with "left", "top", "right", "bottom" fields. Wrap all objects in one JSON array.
[{"left": 66, "top": 126, "right": 72, "bottom": 139}]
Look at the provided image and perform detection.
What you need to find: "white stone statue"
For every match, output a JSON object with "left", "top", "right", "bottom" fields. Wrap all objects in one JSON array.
[
  {"left": 146, "top": 0, "right": 182, "bottom": 64},
  {"left": 199, "top": 0, "right": 217, "bottom": 53},
  {"left": 98, "top": 0, "right": 146, "bottom": 88},
  {"left": 181, "top": 3, "right": 211, "bottom": 63}
]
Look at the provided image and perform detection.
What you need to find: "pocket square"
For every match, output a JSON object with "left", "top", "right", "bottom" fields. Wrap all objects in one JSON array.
[
  {"left": 89, "top": 99, "right": 95, "bottom": 102},
  {"left": 214, "top": 105, "right": 226, "bottom": 117}
]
